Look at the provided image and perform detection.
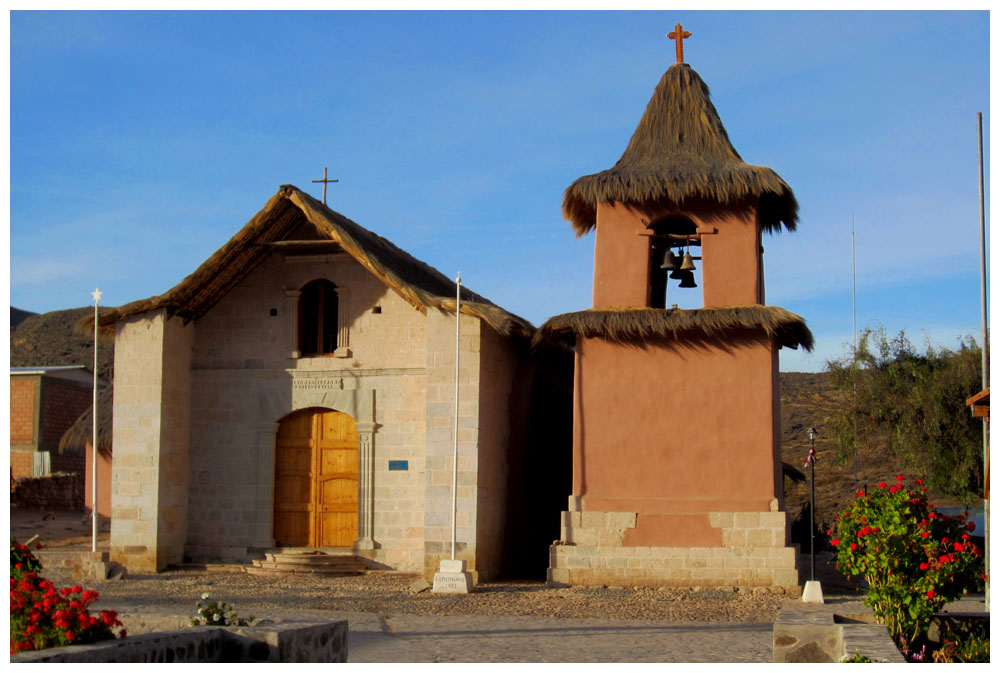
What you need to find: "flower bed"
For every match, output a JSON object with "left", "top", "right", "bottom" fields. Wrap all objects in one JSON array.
[{"left": 10, "top": 537, "right": 126, "bottom": 653}]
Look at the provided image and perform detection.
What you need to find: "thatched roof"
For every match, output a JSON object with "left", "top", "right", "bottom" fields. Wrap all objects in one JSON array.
[
  {"left": 86, "top": 185, "right": 533, "bottom": 340},
  {"left": 533, "top": 305, "right": 813, "bottom": 351},
  {"left": 59, "top": 385, "right": 113, "bottom": 456},
  {"left": 563, "top": 63, "right": 798, "bottom": 236}
]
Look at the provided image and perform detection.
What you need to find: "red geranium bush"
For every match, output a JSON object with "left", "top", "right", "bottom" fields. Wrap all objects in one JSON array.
[
  {"left": 10, "top": 537, "right": 126, "bottom": 654},
  {"left": 829, "top": 476, "right": 984, "bottom": 648}
]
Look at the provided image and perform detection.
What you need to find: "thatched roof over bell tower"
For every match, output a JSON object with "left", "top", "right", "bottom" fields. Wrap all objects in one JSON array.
[{"left": 563, "top": 63, "right": 798, "bottom": 236}]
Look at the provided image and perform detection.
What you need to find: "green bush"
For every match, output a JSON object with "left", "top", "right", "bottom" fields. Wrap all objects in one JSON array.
[{"left": 829, "top": 476, "right": 984, "bottom": 647}]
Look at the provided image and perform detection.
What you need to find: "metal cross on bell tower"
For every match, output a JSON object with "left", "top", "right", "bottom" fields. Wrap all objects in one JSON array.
[
  {"left": 312, "top": 166, "right": 339, "bottom": 205},
  {"left": 667, "top": 23, "right": 692, "bottom": 64}
]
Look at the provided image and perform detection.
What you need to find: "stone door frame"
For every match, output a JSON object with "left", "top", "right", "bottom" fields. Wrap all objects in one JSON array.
[{"left": 255, "top": 386, "right": 376, "bottom": 552}]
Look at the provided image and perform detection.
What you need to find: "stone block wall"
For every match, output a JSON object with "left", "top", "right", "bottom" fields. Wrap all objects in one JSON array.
[
  {"left": 548, "top": 503, "right": 800, "bottom": 590},
  {"left": 110, "top": 310, "right": 193, "bottom": 572},
  {"left": 422, "top": 310, "right": 484, "bottom": 579},
  {"left": 473, "top": 321, "right": 517, "bottom": 580}
]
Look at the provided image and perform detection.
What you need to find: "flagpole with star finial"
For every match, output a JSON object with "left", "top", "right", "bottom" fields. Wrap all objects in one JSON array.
[{"left": 91, "top": 288, "right": 101, "bottom": 553}]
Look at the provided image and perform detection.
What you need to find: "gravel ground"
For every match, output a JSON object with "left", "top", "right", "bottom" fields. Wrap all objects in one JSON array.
[{"left": 35, "top": 562, "right": 795, "bottom": 626}]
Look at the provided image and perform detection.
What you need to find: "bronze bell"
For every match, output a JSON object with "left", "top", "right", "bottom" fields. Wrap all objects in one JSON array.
[
  {"left": 660, "top": 249, "right": 679, "bottom": 270},
  {"left": 677, "top": 270, "right": 698, "bottom": 288},
  {"left": 679, "top": 251, "right": 697, "bottom": 271}
]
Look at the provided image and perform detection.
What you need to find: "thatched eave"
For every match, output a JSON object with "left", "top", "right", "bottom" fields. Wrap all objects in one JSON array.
[
  {"left": 563, "top": 63, "right": 798, "bottom": 236},
  {"left": 86, "top": 185, "right": 534, "bottom": 341},
  {"left": 533, "top": 305, "right": 813, "bottom": 352}
]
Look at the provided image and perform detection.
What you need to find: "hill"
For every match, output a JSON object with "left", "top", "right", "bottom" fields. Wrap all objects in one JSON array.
[
  {"left": 778, "top": 371, "right": 972, "bottom": 546},
  {"left": 10, "top": 307, "right": 115, "bottom": 381},
  {"left": 10, "top": 306, "right": 37, "bottom": 330}
]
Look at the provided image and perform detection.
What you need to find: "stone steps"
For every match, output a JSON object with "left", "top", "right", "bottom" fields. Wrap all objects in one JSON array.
[{"left": 245, "top": 551, "right": 366, "bottom": 577}]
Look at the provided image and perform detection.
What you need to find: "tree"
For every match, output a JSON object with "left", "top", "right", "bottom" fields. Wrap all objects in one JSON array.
[{"left": 826, "top": 326, "right": 984, "bottom": 503}]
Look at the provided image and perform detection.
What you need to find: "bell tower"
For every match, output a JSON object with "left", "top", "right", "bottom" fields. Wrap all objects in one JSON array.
[{"left": 541, "top": 27, "right": 813, "bottom": 592}]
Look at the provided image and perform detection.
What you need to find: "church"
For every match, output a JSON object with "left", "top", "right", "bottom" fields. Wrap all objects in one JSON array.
[{"left": 93, "top": 27, "right": 811, "bottom": 589}]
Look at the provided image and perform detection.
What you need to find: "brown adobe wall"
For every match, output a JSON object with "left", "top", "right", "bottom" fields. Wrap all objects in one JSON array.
[
  {"left": 39, "top": 378, "right": 94, "bottom": 454},
  {"left": 11, "top": 472, "right": 85, "bottom": 510},
  {"left": 590, "top": 201, "right": 763, "bottom": 309},
  {"left": 571, "top": 330, "right": 782, "bottom": 546},
  {"left": 10, "top": 377, "right": 38, "bottom": 450}
]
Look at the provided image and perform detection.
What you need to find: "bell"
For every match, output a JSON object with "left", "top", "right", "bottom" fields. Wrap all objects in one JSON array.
[
  {"left": 660, "top": 249, "right": 679, "bottom": 270},
  {"left": 679, "top": 251, "right": 697, "bottom": 271},
  {"left": 668, "top": 267, "right": 684, "bottom": 280},
  {"left": 678, "top": 270, "right": 698, "bottom": 288}
]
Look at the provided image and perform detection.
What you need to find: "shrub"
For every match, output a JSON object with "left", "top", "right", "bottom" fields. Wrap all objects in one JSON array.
[
  {"left": 829, "top": 476, "right": 984, "bottom": 647},
  {"left": 10, "top": 537, "right": 126, "bottom": 654},
  {"left": 191, "top": 593, "right": 254, "bottom": 627}
]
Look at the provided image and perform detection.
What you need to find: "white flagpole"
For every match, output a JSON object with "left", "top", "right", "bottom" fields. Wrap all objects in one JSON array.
[
  {"left": 452, "top": 273, "right": 461, "bottom": 561},
  {"left": 91, "top": 288, "right": 102, "bottom": 553}
]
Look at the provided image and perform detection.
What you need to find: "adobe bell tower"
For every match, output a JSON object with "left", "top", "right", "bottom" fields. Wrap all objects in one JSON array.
[{"left": 538, "top": 26, "right": 813, "bottom": 592}]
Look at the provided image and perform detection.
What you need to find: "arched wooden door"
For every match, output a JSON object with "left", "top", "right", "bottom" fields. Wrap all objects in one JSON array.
[{"left": 273, "top": 408, "right": 359, "bottom": 547}]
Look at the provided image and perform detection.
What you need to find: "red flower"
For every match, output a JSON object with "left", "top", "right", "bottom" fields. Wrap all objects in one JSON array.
[
  {"left": 831, "top": 538, "right": 840, "bottom": 546},
  {"left": 922, "top": 531, "right": 930, "bottom": 538},
  {"left": 826, "top": 528, "right": 832, "bottom": 536},
  {"left": 940, "top": 555, "right": 951, "bottom": 564},
  {"left": 856, "top": 490, "right": 865, "bottom": 497},
  {"left": 896, "top": 474, "right": 905, "bottom": 482},
  {"left": 65, "top": 631, "right": 75, "bottom": 641},
  {"left": 919, "top": 563, "right": 929, "bottom": 570},
  {"left": 982, "top": 574, "right": 988, "bottom": 581},
  {"left": 966, "top": 521, "right": 976, "bottom": 532},
  {"left": 877, "top": 482, "right": 887, "bottom": 488},
  {"left": 926, "top": 589, "right": 936, "bottom": 599},
  {"left": 889, "top": 485, "right": 902, "bottom": 493},
  {"left": 962, "top": 534, "right": 970, "bottom": 540},
  {"left": 954, "top": 543, "right": 964, "bottom": 552},
  {"left": 929, "top": 512, "right": 937, "bottom": 519},
  {"left": 916, "top": 478, "right": 923, "bottom": 484},
  {"left": 850, "top": 543, "right": 858, "bottom": 551},
  {"left": 942, "top": 537, "right": 949, "bottom": 544}
]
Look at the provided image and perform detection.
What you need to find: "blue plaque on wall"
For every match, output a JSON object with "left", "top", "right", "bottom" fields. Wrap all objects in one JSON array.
[{"left": 388, "top": 460, "right": 408, "bottom": 471}]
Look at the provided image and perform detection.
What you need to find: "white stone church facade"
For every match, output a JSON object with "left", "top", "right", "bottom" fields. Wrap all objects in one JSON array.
[{"left": 101, "top": 185, "right": 537, "bottom": 579}]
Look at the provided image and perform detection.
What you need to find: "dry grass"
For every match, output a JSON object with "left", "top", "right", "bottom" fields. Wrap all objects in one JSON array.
[{"left": 563, "top": 64, "right": 797, "bottom": 236}]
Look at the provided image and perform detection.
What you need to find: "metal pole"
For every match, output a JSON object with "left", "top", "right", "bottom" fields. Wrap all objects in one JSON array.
[
  {"left": 852, "top": 214, "right": 858, "bottom": 492},
  {"left": 810, "top": 437, "right": 816, "bottom": 582},
  {"left": 91, "top": 288, "right": 101, "bottom": 554},
  {"left": 976, "top": 112, "right": 989, "bottom": 608},
  {"left": 451, "top": 273, "right": 461, "bottom": 561}
]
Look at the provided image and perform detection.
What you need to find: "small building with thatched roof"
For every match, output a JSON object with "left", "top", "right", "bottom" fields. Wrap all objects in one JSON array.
[
  {"left": 539, "top": 47, "right": 812, "bottom": 591},
  {"left": 59, "top": 385, "right": 114, "bottom": 518},
  {"left": 90, "top": 185, "right": 567, "bottom": 577}
]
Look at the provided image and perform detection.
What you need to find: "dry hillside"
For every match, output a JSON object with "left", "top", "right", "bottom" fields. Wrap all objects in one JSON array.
[{"left": 10, "top": 307, "right": 115, "bottom": 382}]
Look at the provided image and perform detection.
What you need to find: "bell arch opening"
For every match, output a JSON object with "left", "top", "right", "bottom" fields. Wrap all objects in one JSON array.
[{"left": 648, "top": 215, "right": 703, "bottom": 309}]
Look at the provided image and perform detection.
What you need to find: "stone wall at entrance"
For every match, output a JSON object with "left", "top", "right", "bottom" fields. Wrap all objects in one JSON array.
[{"left": 547, "top": 500, "right": 800, "bottom": 591}]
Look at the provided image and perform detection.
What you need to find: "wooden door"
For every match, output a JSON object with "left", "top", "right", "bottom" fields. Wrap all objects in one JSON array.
[{"left": 273, "top": 408, "right": 358, "bottom": 547}]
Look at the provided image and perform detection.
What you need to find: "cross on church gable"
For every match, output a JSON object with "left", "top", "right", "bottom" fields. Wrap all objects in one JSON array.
[
  {"left": 667, "top": 23, "right": 692, "bottom": 64},
  {"left": 312, "top": 166, "right": 339, "bottom": 205}
]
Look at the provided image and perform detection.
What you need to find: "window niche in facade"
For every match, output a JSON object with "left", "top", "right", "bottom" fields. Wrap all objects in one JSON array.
[{"left": 297, "top": 279, "right": 350, "bottom": 357}]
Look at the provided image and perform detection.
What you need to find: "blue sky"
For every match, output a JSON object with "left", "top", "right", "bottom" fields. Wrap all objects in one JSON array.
[{"left": 8, "top": 10, "right": 991, "bottom": 371}]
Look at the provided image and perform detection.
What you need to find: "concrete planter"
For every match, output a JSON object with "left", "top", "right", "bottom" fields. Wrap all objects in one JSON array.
[{"left": 11, "top": 620, "right": 348, "bottom": 663}]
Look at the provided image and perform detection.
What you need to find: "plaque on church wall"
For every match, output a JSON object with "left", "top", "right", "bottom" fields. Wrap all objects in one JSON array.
[{"left": 388, "top": 460, "right": 408, "bottom": 471}]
